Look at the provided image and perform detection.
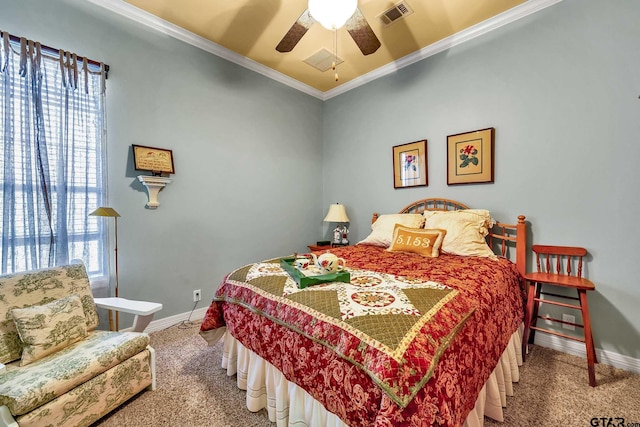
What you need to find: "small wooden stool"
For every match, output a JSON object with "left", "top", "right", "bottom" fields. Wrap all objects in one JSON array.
[{"left": 522, "top": 245, "right": 597, "bottom": 386}]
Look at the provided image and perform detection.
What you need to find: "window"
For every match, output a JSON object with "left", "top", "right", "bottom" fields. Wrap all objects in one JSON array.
[{"left": 0, "top": 33, "right": 107, "bottom": 278}]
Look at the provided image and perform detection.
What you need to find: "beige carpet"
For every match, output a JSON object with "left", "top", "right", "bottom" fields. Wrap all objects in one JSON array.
[{"left": 96, "top": 322, "right": 640, "bottom": 427}]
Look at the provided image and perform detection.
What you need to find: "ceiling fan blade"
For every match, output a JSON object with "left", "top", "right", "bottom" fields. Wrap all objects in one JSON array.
[
  {"left": 345, "top": 8, "right": 381, "bottom": 56},
  {"left": 276, "top": 9, "right": 315, "bottom": 53}
]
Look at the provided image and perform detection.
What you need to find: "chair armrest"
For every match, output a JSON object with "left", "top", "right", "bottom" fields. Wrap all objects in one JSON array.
[
  {"left": 0, "top": 405, "right": 18, "bottom": 427},
  {"left": 94, "top": 297, "right": 163, "bottom": 332},
  {"left": 94, "top": 297, "right": 162, "bottom": 316}
]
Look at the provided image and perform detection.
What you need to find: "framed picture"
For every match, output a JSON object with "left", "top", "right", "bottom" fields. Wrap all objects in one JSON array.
[
  {"left": 447, "top": 128, "right": 494, "bottom": 185},
  {"left": 132, "top": 145, "right": 175, "bottom": 174},
  {"left": 392, "top": 140, "right": 428, "bottom": 189}
]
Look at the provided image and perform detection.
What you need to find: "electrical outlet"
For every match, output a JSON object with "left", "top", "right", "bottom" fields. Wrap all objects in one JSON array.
[
  {"left": 562, "top": 313, "right": 576, "bottom": 331},
  {"left": 193, "top": 289, "right": 201, "bottom": 303}
]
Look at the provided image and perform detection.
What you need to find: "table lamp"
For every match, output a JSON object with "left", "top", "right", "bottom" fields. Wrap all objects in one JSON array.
[{"left": 323, "top": 203, "right": 350, "bottom": 245}]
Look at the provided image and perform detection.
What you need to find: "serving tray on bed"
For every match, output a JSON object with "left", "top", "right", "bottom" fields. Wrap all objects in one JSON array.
[{"left": 280, "top": 258, "right": 350, "bottom": 289}]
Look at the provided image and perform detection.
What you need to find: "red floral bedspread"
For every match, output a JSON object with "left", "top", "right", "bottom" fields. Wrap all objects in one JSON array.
[{"left": 200, "top": 245, "right": 525, "bottom": 426}]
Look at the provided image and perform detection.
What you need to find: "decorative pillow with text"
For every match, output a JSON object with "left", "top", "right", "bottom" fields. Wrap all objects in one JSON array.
[{"left": 387, "top": 225, "right": 447, "bottom": 258}]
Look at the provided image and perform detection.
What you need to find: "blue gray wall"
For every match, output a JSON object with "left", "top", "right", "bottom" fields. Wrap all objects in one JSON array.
[
  {"left": 323, "top": 0, "right": 640, "bottom": 359},
  {"left": 3, "top": 0, "right": 639, "bottom": 361},
  {"left": 1, "top": 0, "right": 324, "bottom": 321}
]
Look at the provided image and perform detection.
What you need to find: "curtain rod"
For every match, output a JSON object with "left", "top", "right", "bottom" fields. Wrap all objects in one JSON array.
[{"left": 7, "top": 34, "right": 110, "bottom": 79}]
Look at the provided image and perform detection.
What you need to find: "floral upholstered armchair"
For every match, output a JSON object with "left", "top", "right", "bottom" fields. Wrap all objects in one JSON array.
[{"left": 0, "top": 262, "right": 158, "bottom": 427}]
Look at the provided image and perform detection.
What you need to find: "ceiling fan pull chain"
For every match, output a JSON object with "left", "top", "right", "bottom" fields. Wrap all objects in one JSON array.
[{"left": 333, "top": 29, "right": 339, "bottom": 81}]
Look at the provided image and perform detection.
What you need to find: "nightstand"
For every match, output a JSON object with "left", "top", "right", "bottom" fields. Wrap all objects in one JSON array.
[
  {"left": 308, "top": 243, "right": 348, "bottom": 252},
  {"left": 308, "top": 244, "right": 332, "bottom": 252}
]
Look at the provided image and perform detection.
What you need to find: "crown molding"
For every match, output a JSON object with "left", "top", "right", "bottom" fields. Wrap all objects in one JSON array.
[
  {"left": 87, "top": 0, "right": 325, "bottom": 99},
  {"left": 89, "top": 0, "right": 563, "bottom": 101},
  {"left": 322, "top": 0, "right": 564, "bottom": 100}
]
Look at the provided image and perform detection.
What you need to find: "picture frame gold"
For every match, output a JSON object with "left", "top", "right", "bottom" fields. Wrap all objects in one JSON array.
[
  {"left": 393, "top": 140, "right": 427, "bottom": 189},
  {"left": 132, "top": 145, "right": 175, "bottom": 174},
  {"left": 447, "top": 128, "right": 494, "bottom": 185}
]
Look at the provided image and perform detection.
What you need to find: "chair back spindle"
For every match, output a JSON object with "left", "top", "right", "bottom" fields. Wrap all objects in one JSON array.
[{"left": 532, "top": 244, "right": 586, "bottom": 278}]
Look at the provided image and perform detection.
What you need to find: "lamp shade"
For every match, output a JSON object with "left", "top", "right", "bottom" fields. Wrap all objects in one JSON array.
[
  {"left": 308, "top": 0, "right": 357, "bottom": 30},
  {"left": 89, "top": 207, "right": 121, "bottom": 217},
  {"left": 323, "top": 203, "right": 350, "bottom": 223}
]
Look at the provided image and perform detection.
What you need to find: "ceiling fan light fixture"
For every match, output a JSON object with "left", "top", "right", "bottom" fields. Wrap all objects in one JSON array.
[{"left": 308, "top": 0, "right": 358, "bottom": 30}]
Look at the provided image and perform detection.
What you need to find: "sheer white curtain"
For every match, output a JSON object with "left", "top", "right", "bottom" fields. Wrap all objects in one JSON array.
[{"left": 0, "top": 31, "right": 107, "bottom": 276}]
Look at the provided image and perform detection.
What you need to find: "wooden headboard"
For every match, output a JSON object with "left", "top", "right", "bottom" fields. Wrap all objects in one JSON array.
[{"left": 372, "top": 198, "right": 527, "bottom": 277}]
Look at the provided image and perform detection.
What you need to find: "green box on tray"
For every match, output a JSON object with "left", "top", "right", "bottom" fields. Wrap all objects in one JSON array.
[{"left": 280, "top": 258, "right": 350, "bottom": 289}]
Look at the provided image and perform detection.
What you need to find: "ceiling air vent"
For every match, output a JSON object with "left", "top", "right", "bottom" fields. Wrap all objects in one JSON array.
[
  {"left": 378, "top": 1, "right": 414, "bottom": 27},
  {"left": 304, "top": 48, "right": 344, "bottom": 72}
]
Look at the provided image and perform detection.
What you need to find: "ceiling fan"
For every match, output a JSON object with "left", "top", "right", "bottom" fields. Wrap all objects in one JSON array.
[{"left": 276, "top": 0, "right": 381, "bottom": 56}]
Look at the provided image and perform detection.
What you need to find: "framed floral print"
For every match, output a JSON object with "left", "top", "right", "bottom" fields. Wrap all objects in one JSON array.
[
  {"left": 447, "top": 128, "right": 494, "bottom": 185},
  {"left": 393, "top": 140, "right": 427, "bottom": 189}
]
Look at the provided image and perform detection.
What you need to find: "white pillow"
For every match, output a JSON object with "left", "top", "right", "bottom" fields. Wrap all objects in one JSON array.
[
  {"left": 422, "top": 210, "right": 497, "bottom": 259},
  {"left": 358, "top": 214, "right": 424, "bottom": 248},
  {"left": 457, "top": 209, "right": 495, "bottom": 229}
]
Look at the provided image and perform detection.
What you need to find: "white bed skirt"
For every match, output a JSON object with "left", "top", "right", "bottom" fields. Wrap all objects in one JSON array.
[{"left": 220, "top": 325, "right": 523, "bottom": 427}]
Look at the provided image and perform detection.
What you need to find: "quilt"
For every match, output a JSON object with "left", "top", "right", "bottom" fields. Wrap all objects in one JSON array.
[{"left": 200, "top": 245, "right": 524, "bottom": 426}]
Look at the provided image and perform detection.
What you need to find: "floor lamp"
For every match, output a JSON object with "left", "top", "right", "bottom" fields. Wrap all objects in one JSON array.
[{"left": 89, "top": 207, "right": 121, "bottom": 331}]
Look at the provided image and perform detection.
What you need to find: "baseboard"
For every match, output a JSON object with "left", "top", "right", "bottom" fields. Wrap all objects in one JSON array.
[
  {"left": 120, "top": 306, "right": 209, "bottom": 334},
  {"left": 132, "top": 307, "right": 640, "bottom": 376},
  {"left": 534, "top": 334, "right": 640, "bottom": 375}
]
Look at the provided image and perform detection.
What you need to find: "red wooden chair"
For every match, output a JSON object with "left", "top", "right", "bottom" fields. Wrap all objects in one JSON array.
[{"left": 522, "top": 245, "right": 597, "bottom": 386}]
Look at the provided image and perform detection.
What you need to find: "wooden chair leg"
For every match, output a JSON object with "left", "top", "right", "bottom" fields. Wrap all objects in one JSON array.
[
  {"left": 529, "top": 283, "right": 542, "bottom": 344},
  {"left": 522, "top": 281, "right": 537, "bottom": 358},
  {"left": 579, "top": 290, "right": 597, "bottom": 387},
  {"left": 108, "top": 310, "right": 115, "bottom": 331}
]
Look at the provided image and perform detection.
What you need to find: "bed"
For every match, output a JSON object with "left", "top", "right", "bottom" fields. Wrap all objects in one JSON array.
[{"left": 200, "top": 198, "right": 527, "bottom": 427}]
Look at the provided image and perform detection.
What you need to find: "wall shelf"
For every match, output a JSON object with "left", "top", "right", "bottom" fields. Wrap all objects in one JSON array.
[{"left": 137, "top": 175, "right": 172, "bottom": 209}]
